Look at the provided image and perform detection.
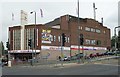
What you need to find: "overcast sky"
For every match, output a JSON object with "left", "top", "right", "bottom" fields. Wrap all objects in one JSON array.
[{"left": 0, "top": 0, "right": 119, "bottom": 47}]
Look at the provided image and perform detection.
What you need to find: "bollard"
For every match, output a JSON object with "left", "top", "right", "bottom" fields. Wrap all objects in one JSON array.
[{"left": 8, "top": 61, "right": 11, "bottom": 67}]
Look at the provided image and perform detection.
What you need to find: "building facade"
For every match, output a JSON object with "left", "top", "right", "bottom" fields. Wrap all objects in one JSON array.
[{"left": 8, "top": 15, "right": 111, "bottom": 61}]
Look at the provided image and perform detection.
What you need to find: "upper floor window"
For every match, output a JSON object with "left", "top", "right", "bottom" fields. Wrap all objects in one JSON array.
[
  {"left": 80, "top": 27, "right": 83, "bottom": 30},
  {"left": 91, "top": 40, "right": 96, "bottom": 45},
  {"left": 79, "top": 26, "right": 83, "bottom": 30},
  {"left": 58, "top": 36, "right": 61, "bottom": 42},
  {"left": 85, "top": 39, "right": 91, "bottom": 44},
  {"left": 85, "top": 27, "right": 90, "bottom": 31},
  {"left": 53, "top": 36, "right": 56, "bottom": 42},
  {"left": 50, "top": 35, "right": 53, "bottom": 41},
  {"left": 68, "top": 37, "right": 70, "bottom": 43},
  {"left": 104, "top": 31, "right": 106, "bottom": 34},
  {"left": 91, "top": 28, "right": 95, "bottom": 32},
  {"left": 96, "top": 29, "right": 101, "bottom": 33},
  {"left": 96, "top": 40, "right": 101, "bottom": 46},
  {"left": 65, "top": 37, "right": 67, "bottom": 43}
]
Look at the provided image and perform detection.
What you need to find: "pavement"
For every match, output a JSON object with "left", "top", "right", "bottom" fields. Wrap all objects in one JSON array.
[
  {"left": 2, "top": 58, "right": 119, "bottom": 75},
  {"left": 2, "top": 56, "right": 119, "bottom": 75},
  {"left": 6, "top": 55, "right": 119, "bottom": 69}
]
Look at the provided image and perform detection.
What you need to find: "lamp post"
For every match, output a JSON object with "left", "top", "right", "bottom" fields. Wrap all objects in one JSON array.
[
  {"left": 77, "top": 0, "right": 80, "bottom": 63},
  {"left": 93, "top": 3, "right": 97, "bottom": 20},
  {"left": 30, "top": 11, "right": 37, "bottom": 61},
  {"left": 114, "top": 26, "right": 120, "bottom": 50}
]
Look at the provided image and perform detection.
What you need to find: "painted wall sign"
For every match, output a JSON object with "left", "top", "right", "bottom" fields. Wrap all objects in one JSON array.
[{"left": 41, "top": 29, "right": 52, "bottom": 43}]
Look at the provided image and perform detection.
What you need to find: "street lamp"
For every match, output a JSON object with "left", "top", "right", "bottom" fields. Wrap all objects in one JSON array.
[
  {"left": 30, "top": 11, "right": 37, "bottom": 61},
  {"left": 77, "top": 0, "right": 80, "bottom": 63},
  {"left": 93, "top": 3, "right": 97, "bottom": 20},
  {"left": 114, "top": 26, "right": 120, "bottom": 50}
]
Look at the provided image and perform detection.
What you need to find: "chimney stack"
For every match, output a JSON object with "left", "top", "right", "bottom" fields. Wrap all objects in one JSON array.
[{"left": 101, "top": 17, "right": 103, "bottom": 25}]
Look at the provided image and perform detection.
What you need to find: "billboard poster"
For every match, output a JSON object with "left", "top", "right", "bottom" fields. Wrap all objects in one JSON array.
[{"left": 41, "top": 29, "right": 52, "bottom": 43}]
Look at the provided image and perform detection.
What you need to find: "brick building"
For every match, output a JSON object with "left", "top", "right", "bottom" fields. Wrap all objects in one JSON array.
[{"left": 8, "top": 14, "right": 111, "bottom": 61}]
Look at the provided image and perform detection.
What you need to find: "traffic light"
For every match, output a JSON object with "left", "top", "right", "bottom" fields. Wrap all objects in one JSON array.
[
  {"left": 116, "top": 43, "right": 120, "bottom": 49},
  {"left": 80, "top": 34, "right": 84, "bottom": 45},
  {"left": 118, "top": 30, "right": 120, "bottom": 37},
  {"left": 62, "top": 33, "right": 66, "bottom": 46},
  {"left": 118, "top": 36, "right": 120, "bottom": 42},
  {"left": 118, "top": 30, "right": 120, "bottom": 43},
  {"left": 6, "top": 41, "right": 10, "bottom": 50},
  {"left": 28, "top": 39, "right": 32, "bottom": 47}
]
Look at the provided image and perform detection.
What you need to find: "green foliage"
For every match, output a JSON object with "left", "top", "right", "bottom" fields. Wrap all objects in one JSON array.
[
  {"left": 0, "top": 41, "right": 5, "bottom": 56},
  {"left": 111, "top": 36, "right": 115, "bottom": 47}
]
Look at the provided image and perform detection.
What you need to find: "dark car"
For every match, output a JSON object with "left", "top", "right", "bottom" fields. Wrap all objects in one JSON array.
[
  {"left": 96, "top": 53, "right": 104, "bottom": 57},
  {"left": 84, "top": 55, "right": 90, "bottom": 59},
  {"left": 2, "top": 59, "right": 8, "bottom": 66},
  {"left": 89, "top": 53, "right": 96, "bottom": 58},
  {"left": 103, "top": 51, "right": 110, "bottom": 55},
  {"left": 104, "top": 51, "right": 114, "bottom": 56},
  {"left": 76, "top": 53, "right": 84, "bottom": 58}
]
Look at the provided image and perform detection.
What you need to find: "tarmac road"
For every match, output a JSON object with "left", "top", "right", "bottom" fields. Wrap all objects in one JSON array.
[{"left": 2, "top": 58, "right": 119, "bottom": 75}]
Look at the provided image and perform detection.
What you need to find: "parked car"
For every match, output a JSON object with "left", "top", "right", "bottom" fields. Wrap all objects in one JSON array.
[
  {"left": 108, "top": 52, "right": 115, "bottom": 55},
  {"left": 76, "top": 53, "right": 84, "bottom": 58},
  {"left": 70, "top": 56, "right": 78, "bottom": 60},
  {"left": 89, "top": 53, "right": 96, "bottom": 58},
  {"left": 63, "top": 56, "right": 71, "bottom": 61},
  {"left": 84, "top": 55, "right": 90, "bottom": 59},
  {"left": 113, "top": 50, "right": 120, "bottom": 54},
  {"left": 103, "top": 51, "right": 109, "bottom": 55},
  {"left": 103, "top": 51, "right": 115, "bottom": 56},
  {"left": 2, "top": 59, "right": 8, "bottom": 66},
  {"left": 96, "top": 53, "right": 104, "bottom": 57}
]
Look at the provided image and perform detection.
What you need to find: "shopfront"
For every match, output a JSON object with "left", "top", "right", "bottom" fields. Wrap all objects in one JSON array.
[{"left": 8, "top": 50, "right": 40, "bottom": 61}]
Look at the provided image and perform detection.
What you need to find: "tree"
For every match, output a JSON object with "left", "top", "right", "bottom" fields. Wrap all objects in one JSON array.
[
  {"left": 0, "top": 41, "right": 5, "bottom": 57},
  {"left": 111, "top": 36, "right": 115, "bottom": 47},
  {"left": 111, "top": 35, "right": 120, "bottom": 50}
]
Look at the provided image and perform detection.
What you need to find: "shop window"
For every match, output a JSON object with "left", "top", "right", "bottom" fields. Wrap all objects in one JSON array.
[{"left": 91, "top": 40, "right": 96, "bottom": 45}]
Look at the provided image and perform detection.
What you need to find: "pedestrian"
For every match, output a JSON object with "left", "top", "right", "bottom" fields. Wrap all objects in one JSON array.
[{"left": 58, "top": 56, "right": 61, "bottom": 61}]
